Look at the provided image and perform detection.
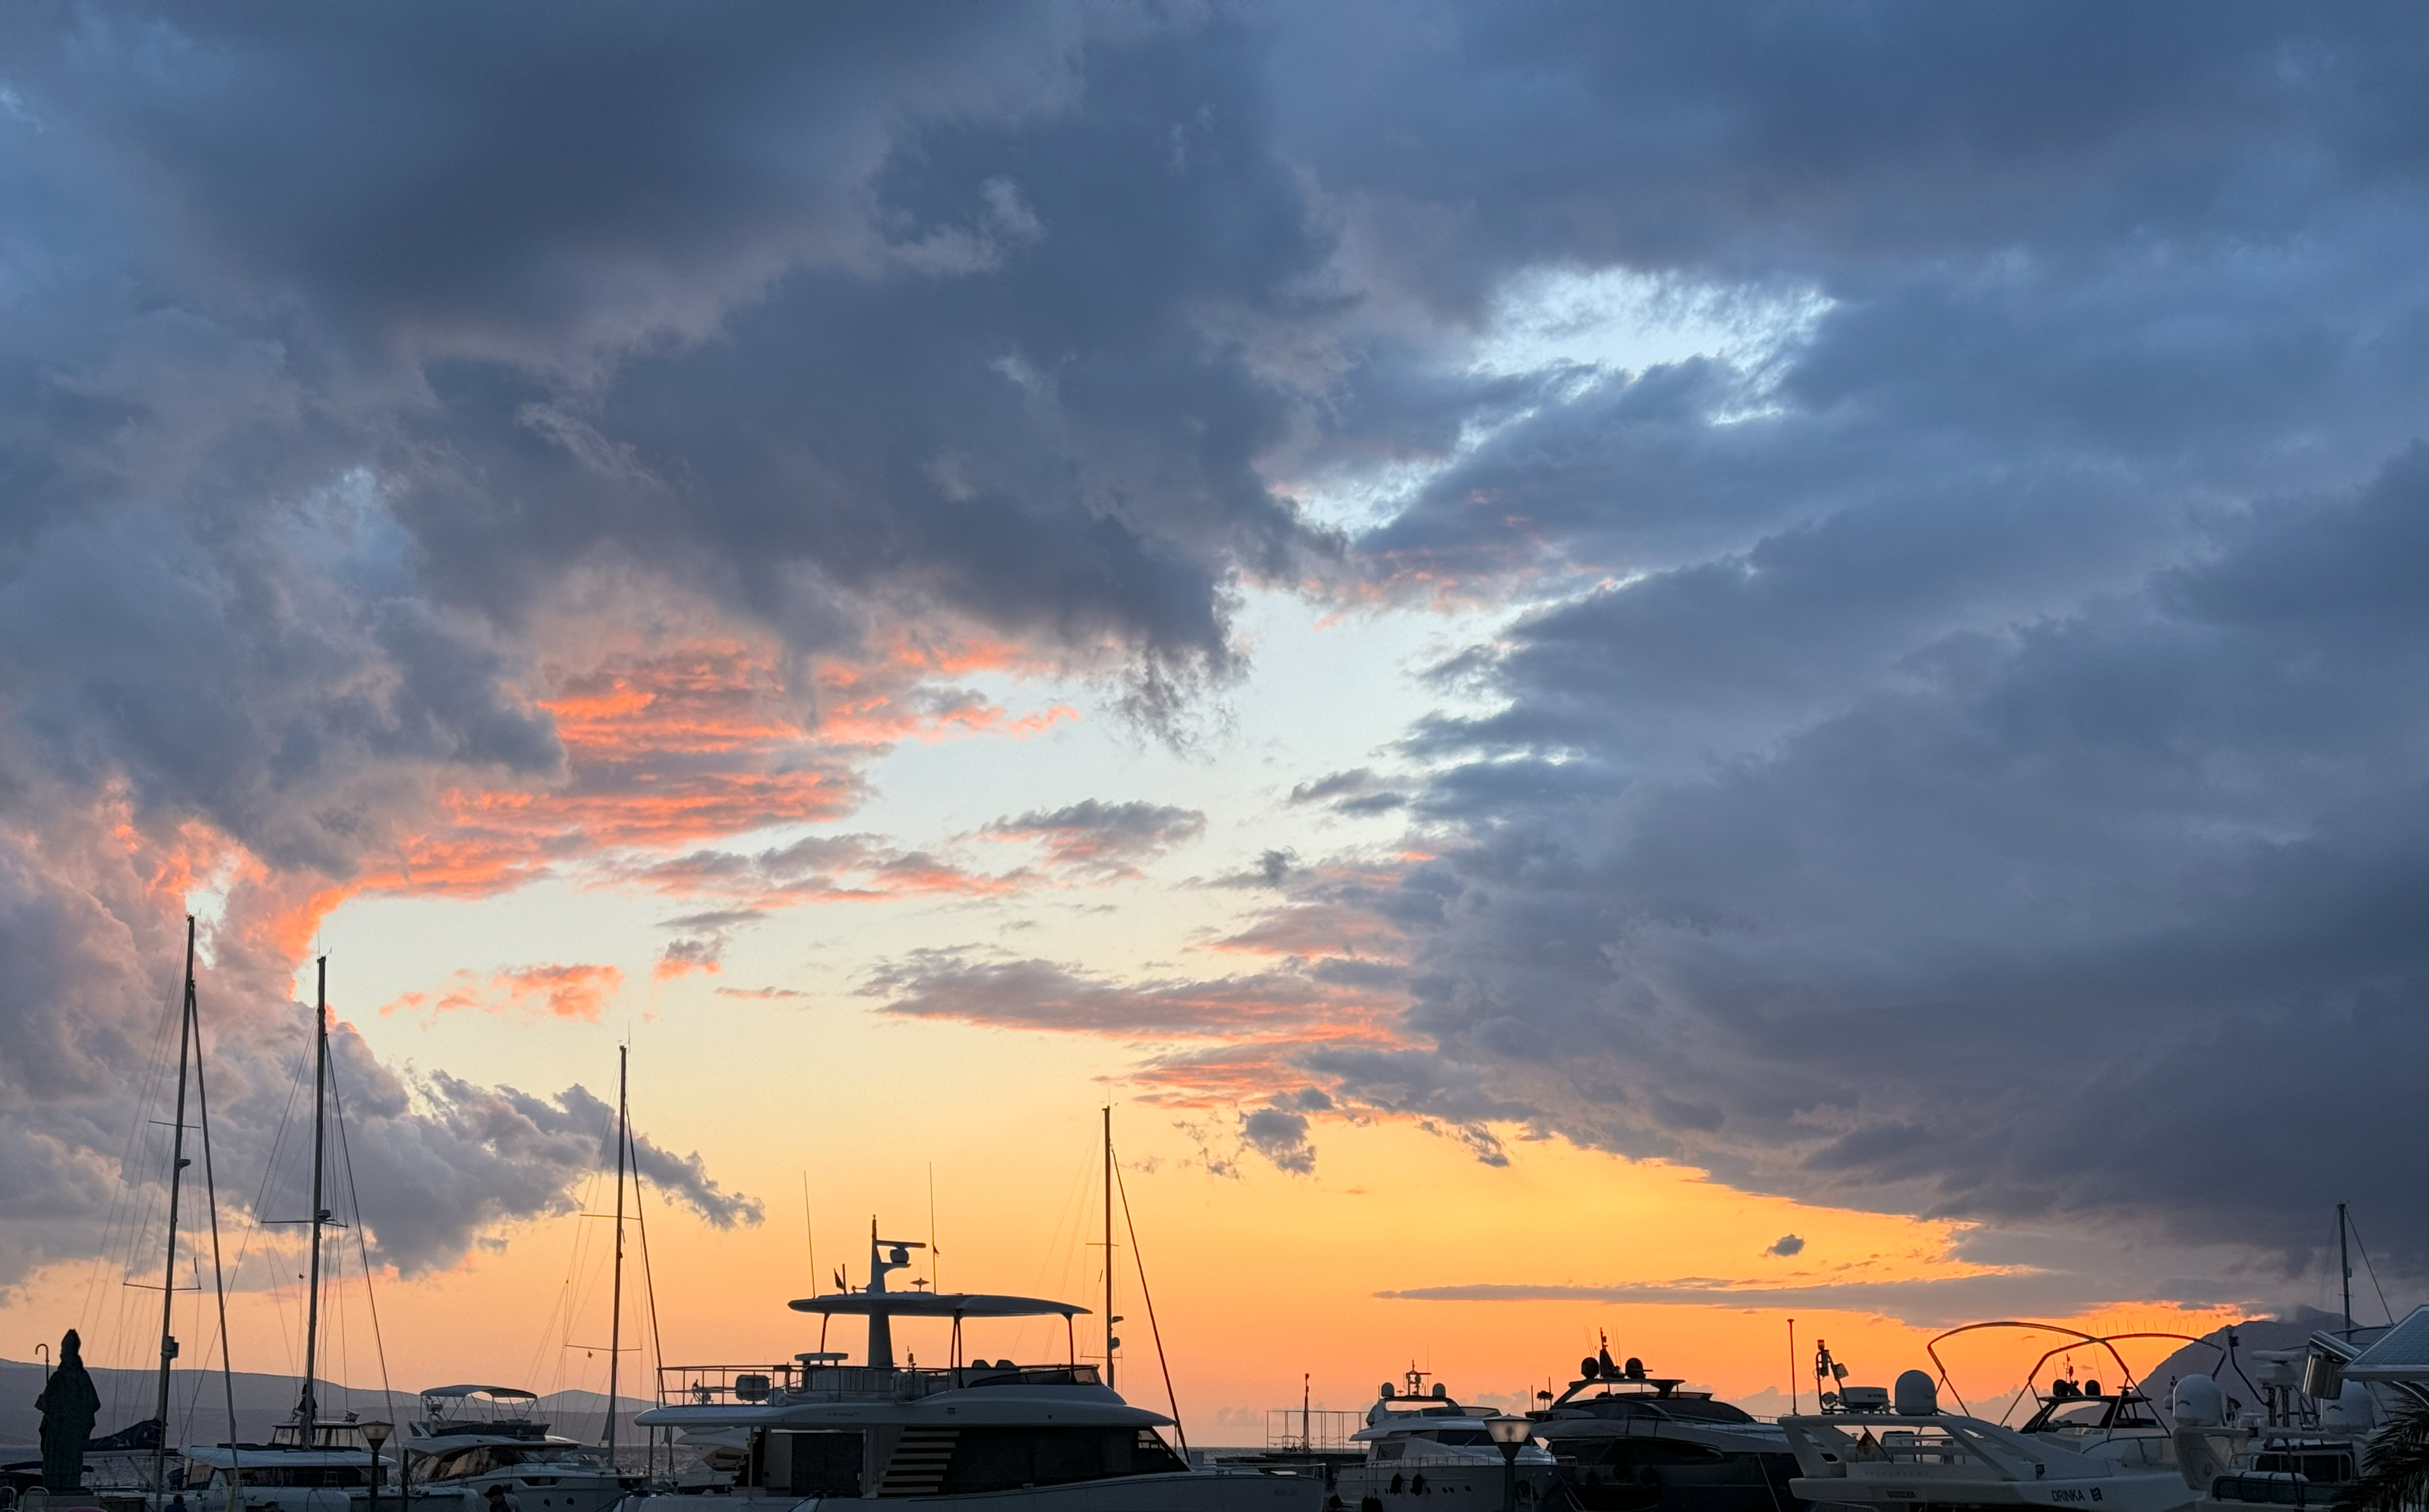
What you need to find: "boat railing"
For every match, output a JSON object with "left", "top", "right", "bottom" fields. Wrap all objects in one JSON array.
[
  {"left": 1265, "top": 1409, "right": 1361, "bottom": 1452},
  {"left": 658, "top": 1361, "right": 1104, "bottom": 1407}
]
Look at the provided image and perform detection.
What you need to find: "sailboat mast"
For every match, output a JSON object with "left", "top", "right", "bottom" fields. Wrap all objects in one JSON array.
[
  {"left": 151, "top": 916, "right": 199, "bottom": 1493},
  {"left": 298, "top": 956, "right": 330, "bottom": 1438},
  {"left": 606, "top": 1045, "right": 628, "bottom": 1461},
  {"left": 1101, "top": 1105, "right": 1114, "bottom": 1392}
]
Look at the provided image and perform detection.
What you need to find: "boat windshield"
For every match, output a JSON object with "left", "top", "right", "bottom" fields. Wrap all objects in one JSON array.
[
  {"left": 425, "top": 1445, "right": 601, "bottom": 1479},
  {"left": 2021, "top": 1396, "right": 2164, "bottom": 1434}
]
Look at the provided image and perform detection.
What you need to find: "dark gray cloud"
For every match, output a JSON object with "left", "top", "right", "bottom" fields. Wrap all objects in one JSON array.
[
  {"left": 1288, "top": 769, "right": 1409, "bottom": 816},
  {"left": 982, "top": 798, "right": 1208, "bottom": 876},
  {"left": 1380, "top": 1272, "right": 2219, "bottom": 1332},
  {"left": 1320, "top": 451, "right": 2428, "bottom": 1288},
  {"left": 866, "top": 949, "right": 1356, "bottom": 1041}
]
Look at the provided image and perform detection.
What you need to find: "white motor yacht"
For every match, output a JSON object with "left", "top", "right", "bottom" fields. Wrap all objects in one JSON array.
[
  {"left": 1784, "top": 1367, "right": 2192, "bottom": 1512},
  {"left": 1333, "top": 1370, "right": 1556, "bottom": 1512},
  {"left": 404, "top": 1386, "right": 638, "bottom": 1512},
  {"left": 174, "top": 1419, "right": 443, "bottom": 1512},
  {"left": 625, "top": 1223, "right": 1322, "bottom": 1512},
  {"left": 1530, "top": 1343, "right": 1799, "bottom": 1512}
]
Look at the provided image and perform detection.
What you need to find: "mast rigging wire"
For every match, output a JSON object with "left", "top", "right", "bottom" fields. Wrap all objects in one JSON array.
[
  {"left": 190, "top": 972, "right": 244, "bottom": 1512},
  {"left": 328, "top": 1066, "right": 396, "bottom": 1411},
  {"left": 1109, "top": 1130, "right": 1187, "bottom": 1457}
]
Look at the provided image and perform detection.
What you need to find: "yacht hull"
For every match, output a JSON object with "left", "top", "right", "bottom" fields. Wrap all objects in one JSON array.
[
  {"left": 1791, "top": 1473, "right": 2197, "bottom": 1512},
  {"left": 1335, "top": 1458, "right": 1558, "bottom": 1512},
  {"left": 628, "top": 1472, "right": 1323, "bottom": 1512}
]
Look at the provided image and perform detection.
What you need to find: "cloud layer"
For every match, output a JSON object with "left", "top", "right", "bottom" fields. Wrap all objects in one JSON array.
[{"left": 0, "top": 2, "right": 2418, "bottom": 1305}]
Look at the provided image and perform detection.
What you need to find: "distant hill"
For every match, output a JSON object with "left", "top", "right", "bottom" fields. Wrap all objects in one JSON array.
[
  {"left": 2137, "top": 1308, "right": 2399, "bottom": 1408},
  {"left": 0, "top": 1362, "right": 652, "bottom": 1464}
]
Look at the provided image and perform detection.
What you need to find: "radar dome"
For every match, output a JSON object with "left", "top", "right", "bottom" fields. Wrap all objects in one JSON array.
[
  {"left": 1893, "top": 1370, "right": 1938, "bottom": 1416},
  {"left": 2172, "top": 1373, "right": 2225, "bottom": 1428}
]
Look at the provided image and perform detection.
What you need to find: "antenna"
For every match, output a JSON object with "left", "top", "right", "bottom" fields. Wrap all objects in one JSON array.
[
  {"left": 1787, "top": 1318, "right": 1797, "bottom": 1416},
  {"left": 928, "top": 1163, "right": 940, "bottom": 1296},
  {"left": 2337, "top": 1202, "right": 2352, "bottom": 1339}
]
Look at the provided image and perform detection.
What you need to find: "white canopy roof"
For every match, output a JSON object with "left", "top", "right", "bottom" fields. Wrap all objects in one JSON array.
[
  {"left": 422, "top": 1385, "right": 538, "bottom": 1400},
  {"left": 787, "top": 1292, "right": 1086, "bottom": 1318},
  {"left": 2343, "top": 1305, "right": 2428, "bottom": 1382}
]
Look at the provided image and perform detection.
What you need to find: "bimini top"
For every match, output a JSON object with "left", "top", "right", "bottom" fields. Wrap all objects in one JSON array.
[
  {"left": 789, "top": 1292, "right": 1087, "bottom": 1318},
  {"left": 2343, "top": 1305, "right": 2429, "bottom": 1383},
  {"left": 422, "top": 1385, "right": 539, "bottom": 1401}
]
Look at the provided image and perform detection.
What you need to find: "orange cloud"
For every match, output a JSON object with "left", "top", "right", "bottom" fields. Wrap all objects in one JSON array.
[
  {"left": 383, "top": 963, "right": 626, "bottom": 1021},
  {"left": 357, "top": 634, "right": 1072, "bottom": 902}
]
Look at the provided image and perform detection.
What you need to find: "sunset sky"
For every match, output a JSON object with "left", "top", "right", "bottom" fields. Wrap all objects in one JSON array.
[{"left": 0, "top": 2, "right": 2421, "bottom": 1443}]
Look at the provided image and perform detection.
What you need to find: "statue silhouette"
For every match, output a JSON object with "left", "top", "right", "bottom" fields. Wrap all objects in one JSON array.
[{"left": 35, "top": 1329, "right": 101, "bottom": 1493}]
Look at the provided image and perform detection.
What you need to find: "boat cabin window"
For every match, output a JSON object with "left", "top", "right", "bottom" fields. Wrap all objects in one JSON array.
[
  {"left": 1415, "top": 1431, "right": 1494, "bottom": 1448},
  {"left": 939, "top": 1428, "right": 1186, "bottom": 1493},
  {"left": 1575, "top": 1440, "right": 1725, "bottom": 1469},
  {"left": 426, "top": 1446, "right": 561, "bottom": 1478},
  {"left": 2254, "top": 1451, "right": 2354, "bottom": 1482},
  {"left": 230, "top": 1466, "right": 370, "bottom": 1488},
  {"left": 1649, "top": 1399, "right": 1754, "bottom": 1425}
]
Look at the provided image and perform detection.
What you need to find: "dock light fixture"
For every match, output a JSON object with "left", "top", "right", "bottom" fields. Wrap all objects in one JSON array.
[
  {"left": 1485, "top": 1415, "right": 1531, "bottom": 1512},
  {"left": 361, "top": 1420, "right": 392, "bottom": 1512}
]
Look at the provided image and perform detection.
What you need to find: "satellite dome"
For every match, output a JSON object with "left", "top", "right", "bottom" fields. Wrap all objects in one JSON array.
[
  {"left": 1893, "top": 1370, "right": 1938, "bottom": 1416},
  {"left": 2172, "top": 1373, "right": 2225, "bottom": 1428}
]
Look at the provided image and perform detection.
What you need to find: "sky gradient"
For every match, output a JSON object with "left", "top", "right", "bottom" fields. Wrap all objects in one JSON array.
[{"left": 0, "top": 1, "right": 2421, "bottom": 1438}]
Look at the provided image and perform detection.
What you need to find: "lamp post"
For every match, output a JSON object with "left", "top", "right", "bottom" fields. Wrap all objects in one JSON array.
[
  {"left": 361, "top": 1422, "right": 393, "bottom": 1512},
  {"left": 1484, "top": 1415, "right": 1532, "bottom": 1512}
]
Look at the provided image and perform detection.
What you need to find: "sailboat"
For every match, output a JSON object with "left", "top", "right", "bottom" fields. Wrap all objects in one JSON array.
[
  {"left": 14, "top": 920, "right": 247, "bottom": 1507},
  {"left": 172, "top": 957, "right": 417, "bottom": 1512},
  {"left": 401, "top": 1048, "right": 646, "bottom": 1512}
]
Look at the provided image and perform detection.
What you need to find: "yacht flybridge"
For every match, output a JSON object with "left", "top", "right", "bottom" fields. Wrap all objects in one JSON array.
[
  {"left": 628, "top": 1222, "right": 1321, "bottom": 1512},
  {"left": 1530, "top": 1342, "right": 1799, "bottom": 1512}
]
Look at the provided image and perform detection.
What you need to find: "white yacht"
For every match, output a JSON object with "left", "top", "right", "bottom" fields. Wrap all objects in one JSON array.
[
  {"left": 1783, "top": 1367, "right": 2192, "bottom": 1512},
  {"left": 174, "top": 1426, "right": 383, "bottom": 1512},
  {"left": 1528, "top": 1343, "right": 1799, "bottom": 1512},
  {"left": 404, "top": 1386, "right": 638, "bottom": 1512},
  {"left": 1333, "top": 1370, "right": 1556, "bottom": 1512},
  {"left": 625, "top": 1224, "right": 1321, "bottom": 1512}
]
